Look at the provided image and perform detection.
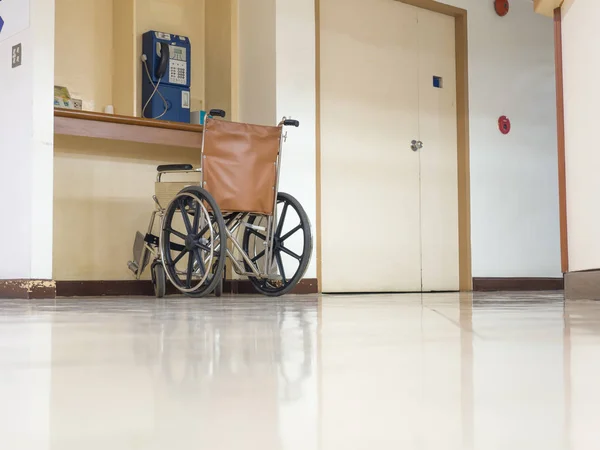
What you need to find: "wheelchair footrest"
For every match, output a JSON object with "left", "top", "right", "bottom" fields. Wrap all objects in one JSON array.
[
  {"left": 127, "top": 260, "right": 139, "bottom": 274},
  {"left": 131, "top": 231, "right": 151, "bottom": 275}
]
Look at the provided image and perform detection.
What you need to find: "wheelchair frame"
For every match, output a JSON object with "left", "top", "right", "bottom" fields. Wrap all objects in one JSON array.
[{"left": 128, "top": 112, "right": 311, "bottom": 297}]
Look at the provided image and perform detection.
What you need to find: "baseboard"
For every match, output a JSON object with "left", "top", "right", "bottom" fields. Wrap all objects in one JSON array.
[
  {"left": 564, "top": 270, "right": 600, "bottom": 300},
  {"left": 472, "top": 277, "right": 564, "bottom": 292},
  {"left": 0, "top": 279, "right": 56, "bottom": 299},
  {"left": 56, "top": 278, "right": 319, "bottom": 297}
]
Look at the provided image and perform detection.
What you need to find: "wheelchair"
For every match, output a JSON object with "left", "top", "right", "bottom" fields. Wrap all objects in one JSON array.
[{"left": 128, "top": 109, "right": 313, "bottom": 298}]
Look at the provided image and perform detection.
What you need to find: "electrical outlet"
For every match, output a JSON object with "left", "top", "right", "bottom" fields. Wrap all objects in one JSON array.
[
  {"left": 12, "top": 43, "right": 22, "bottom": 68},
  {"left": 72, "top": 99, "right": 83, "bottom": 110}
]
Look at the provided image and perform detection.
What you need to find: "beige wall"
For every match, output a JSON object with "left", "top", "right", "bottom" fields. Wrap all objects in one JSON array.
[
  {"left": 55, "top": 0, "right": 207, "bottom": 116},
  {"left": 113, "top": 0, "right": 137, "bottom": 116},
  {"left": 55, "top": 0, "right": 113, "bottom": 111},
  {"left": 53, "top": 137, "right": 201, "bottom": 280},
  {"left": 238, "top": 0, "right": 276, "bottom": 125},
  {"left": 205, "top": 0, "right": 233, "bottom": 116},
  {"left": 53, "top": 0, "right": 214, "bottom": 280}
]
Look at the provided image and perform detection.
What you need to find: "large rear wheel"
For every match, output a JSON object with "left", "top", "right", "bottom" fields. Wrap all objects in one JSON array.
[
  {"left": 160, "top": 186, "right": 227, "bottom": 298},
  {"left": 242, "top": 192, "right": 312, "bottom": 296}
]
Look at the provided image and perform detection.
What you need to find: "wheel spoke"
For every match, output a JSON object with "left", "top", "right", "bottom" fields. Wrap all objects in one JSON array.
[
  {"left": 198, "top": 243, "right": 211, "bottom": 253},
  {"left": 168, "top": 241, "right": 186, "bottom": 252},
  {"left": 167, "top": 228, "right": 186, "bottom": 240},
  {"left": 186, "top": 252, "right": 194, "bottom": 288},
  {"left": 195, "top": 224, "right": 210, "bottom": 240},
  {"left": 172, "top": 248, "right": 188, "bottom": 265},
  {"left": 280, "top": 246, "right": 301, "bottom": 261},
  {"left": 276, "top": 251, "right": 287, "bottom": 284},
  {"left": 179, "top": 199, "right": 193, "bottom": 233},
  {"left": 194, "top": 249, "right": 206, "bottom": 276},
  {"left": 192, "top": 200, "right": 201, "bottom": 231},
  {"left": 276, "top": 203, "right": 289, "bottom": 237},
  {"left": 249, "top": 228, "right": 266, "bottom": 241},
  {"left": 281, "top": 224, "right": 302, "bottom": 242},
  {"left": 251, "top": 249, "right": 266, "bottom": 263}
]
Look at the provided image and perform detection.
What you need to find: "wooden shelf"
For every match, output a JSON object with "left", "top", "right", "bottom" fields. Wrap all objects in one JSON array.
[{"left": 54, "top": 108, "right": 204, "bottom": 148}]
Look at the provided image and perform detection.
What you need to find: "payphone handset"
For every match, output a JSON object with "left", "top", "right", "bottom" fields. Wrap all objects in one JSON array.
[
  {"left": 155, "top": 42, "right": 169, "bottom": 79},
  {"left": 144, "top": 31, "right": 191, "bottom": 87},
  {"left": 141, "top": 31, "right": 192, "bottom": 122}
]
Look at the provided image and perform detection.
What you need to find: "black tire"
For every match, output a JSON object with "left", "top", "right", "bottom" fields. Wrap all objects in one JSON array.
[
  {"left": 242, "top": 192, "right": 312, "bottom": 297},
  {"left": 160, "top": 186, "right": 227, "bottom": 298},
  {"left": 151, "top": 261, "right": 166, "bottom": 298},
  {"left": 214, "top": 277, "right": 223, "bottom": 297}
]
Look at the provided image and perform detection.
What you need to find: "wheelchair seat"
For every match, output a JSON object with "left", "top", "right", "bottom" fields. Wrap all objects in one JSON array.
[{"left": 157, "top": 164, "right": 193, "bottom": 172}]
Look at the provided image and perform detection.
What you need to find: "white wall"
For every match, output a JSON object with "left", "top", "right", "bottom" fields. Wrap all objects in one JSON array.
[
  {"left": 0, "top": 0, "right": 54, "bottom": 280},
  {"left": 276, "top": 0, "right": 317, "bottom": 280},
  {"left": 236, "top": 0, "right": 317, "bottom": 279},
  {"left": 433, "top": 0, "right": 561, "bottom": 277},
  {"left": 561, "top": 0, "right": 600, "bottom": 272}
]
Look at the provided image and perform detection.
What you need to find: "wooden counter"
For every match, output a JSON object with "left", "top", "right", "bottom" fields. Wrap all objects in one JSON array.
[{"left": 54, "top": 108, "right": 204, "bottom": 148}]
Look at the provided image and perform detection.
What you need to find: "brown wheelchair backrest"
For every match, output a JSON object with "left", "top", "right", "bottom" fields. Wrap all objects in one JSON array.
[{"left": 202, "top": 118, "right": 282, "bottom": 215}]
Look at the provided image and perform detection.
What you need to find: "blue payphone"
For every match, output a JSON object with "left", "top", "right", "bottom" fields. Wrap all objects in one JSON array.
[{"left": 141, "top": 31, "right": 192, "bottom": 123}]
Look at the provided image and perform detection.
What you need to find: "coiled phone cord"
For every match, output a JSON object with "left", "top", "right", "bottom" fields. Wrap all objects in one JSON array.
[{"left": 142, "top": 55, "right": 169, "bottom": 120}]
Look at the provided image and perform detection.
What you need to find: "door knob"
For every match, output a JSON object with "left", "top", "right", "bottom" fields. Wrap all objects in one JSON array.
[{"left": 411, "top": 140, "right": 423, "bottom": 151}]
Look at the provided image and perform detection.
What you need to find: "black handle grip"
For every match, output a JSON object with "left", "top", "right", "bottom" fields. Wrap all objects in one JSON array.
[
  {"left": 283, "top": 119, "right": 300, "bottom": 127},
  {"left": 209, "top": 109, "right": 226, "bottom": 118}
]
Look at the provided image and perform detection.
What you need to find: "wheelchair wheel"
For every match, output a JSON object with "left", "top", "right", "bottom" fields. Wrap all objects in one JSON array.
[
  {"left": 242, "top": 192, "right": 312, "bottom": 297},
  {"left": 151, "top": 261, "right": 166, "bottom": 298},
  {"left": 214, "top": 277, "right": 223, "bottom": 297},
  {"left": 213, "top": 263, "right": 224, "bottom": 297},
  {"left": 160, "top": 186, "right": 227, "bottom": 298}
]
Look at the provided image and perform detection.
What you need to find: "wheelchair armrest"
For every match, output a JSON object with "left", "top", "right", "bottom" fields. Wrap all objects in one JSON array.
[
  {"left": 157, "top": 164, "right": 193, "bottom": 172},
  {"left": 209, "top": 109, "right": 226, "bottom": 118},
  {"left": 283, "top": 119, "right": 300, "bottom": 127}
]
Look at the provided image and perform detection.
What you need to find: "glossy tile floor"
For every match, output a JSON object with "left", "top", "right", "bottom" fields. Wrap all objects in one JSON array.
[{"left": 0, "top": 292, "right": 599, "bottom": 449}]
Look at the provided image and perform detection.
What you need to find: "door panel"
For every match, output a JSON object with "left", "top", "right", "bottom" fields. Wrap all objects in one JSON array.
[
  {"left": 417, "top": 9, "right": 460, "bottom": 291},
  {"left": 320, "top": 0, "right": 422, "bottom": 292}
]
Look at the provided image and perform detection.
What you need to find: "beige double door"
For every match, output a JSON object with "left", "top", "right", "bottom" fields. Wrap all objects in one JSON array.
[{"left": 320, "top": 0, "right": 459, "bottom": 292}]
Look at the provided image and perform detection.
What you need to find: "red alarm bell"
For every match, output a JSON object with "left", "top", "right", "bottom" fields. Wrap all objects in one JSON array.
[
  {"left": 498, "top": 116, "right": 511, "bottom": 135},
  {"left": 495, "top": 0, "right": 509, "bottom": 16}
]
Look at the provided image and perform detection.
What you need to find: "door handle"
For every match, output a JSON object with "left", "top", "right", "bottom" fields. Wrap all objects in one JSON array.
[{"left": 411, "top": 140, "right": 423, "bottom": 152}]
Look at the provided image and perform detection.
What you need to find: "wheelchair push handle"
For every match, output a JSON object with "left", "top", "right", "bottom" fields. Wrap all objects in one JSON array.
[
  {"left": 209, "top": 109, "right": 226, "bottom": 118},
  {"left": 282, "top": 119, "right": 300, "bottom": 127}
]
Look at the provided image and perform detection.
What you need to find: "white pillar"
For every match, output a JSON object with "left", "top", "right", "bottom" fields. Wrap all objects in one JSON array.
[
  {"left": 236, "top": 0, "right": 317, "bottom": 281},
  {"left": 562, "top": 0, "right": 600, "bottom": 272},
  {"left": 0, "top": 0, "right": 54, "bottom": 290},
  {"left": 275, "top": 0, "right": 317, "bottom": 280}
]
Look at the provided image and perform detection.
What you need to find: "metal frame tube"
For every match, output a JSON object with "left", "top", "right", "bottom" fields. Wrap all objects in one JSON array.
[
  {"left": 263, "top": 120, "right": 287, "bottom": 277},
  {"left": 156, "top": 168, "right": 202, "bottom": 183},
  {"left": 226, "top": 227, "right": 262, "bottom": 277},
  {"left": 200, "top": 116, "right": 208, "bottom": 187}
]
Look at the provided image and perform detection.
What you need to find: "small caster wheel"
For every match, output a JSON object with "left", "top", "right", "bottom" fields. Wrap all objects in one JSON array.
[{"left": 152, "top": 262, "right": 166, "bottom": 298}]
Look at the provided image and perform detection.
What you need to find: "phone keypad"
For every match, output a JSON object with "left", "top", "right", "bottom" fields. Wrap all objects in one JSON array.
[{"left": 169, "top": 60, "right": 188, "bottom": 85}]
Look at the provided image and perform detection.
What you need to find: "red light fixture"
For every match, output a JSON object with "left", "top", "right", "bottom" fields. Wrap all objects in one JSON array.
[
  {"left": 495, "top": 0, "right": 509, "bottom": 16},
  {"left": 498, "top": 116, "right": 511, "bottom": 135}
]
